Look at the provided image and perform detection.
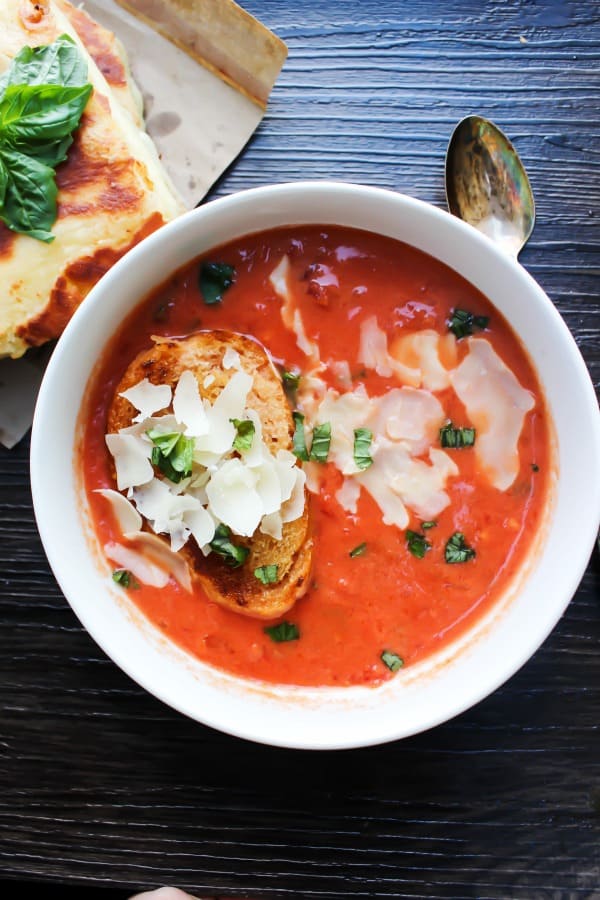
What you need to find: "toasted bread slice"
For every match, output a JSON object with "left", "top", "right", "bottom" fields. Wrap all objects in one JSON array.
[{"left": 108, "top": 330, "right": 312, "bottom": 619}]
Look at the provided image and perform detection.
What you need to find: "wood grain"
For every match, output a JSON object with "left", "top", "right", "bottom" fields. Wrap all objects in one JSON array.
[{"left": 1, "top": 1, "right": 599, "bottom": 898}]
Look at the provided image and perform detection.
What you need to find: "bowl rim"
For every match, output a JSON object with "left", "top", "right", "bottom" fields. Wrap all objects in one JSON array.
[{"left": 30, "top": 180, "right": 600, "bottom": 749}]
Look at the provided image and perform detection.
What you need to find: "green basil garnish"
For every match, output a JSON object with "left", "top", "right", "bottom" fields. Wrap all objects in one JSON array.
[
  {"left": 209, "top": 523, "right": 249, "bottom": 568},
  {"left": 254, "top": 565, "right": 279, "bottom": 584},
  {"left": 282, "top": 370, "right": 300, "bottom": 390},
  {"left": 309, "top": 422, "right": 331, "bottom": 463},
  {"left": 381, "top": 650, "right": 404, "bottom": 672},
  {"left": 112, "top": 569, "right": 139, "bottom": 589},
  {"left": 230, "top": 418, "right": 255, "bottom": 452},
  {"left": 405, "top": 529, "right": 432, "bottom": 559},
  {"left": 353, "top": 427, "right": 373, "bottom": 470},
  {"left": 421, "top": 520, "right": 437, "bottom": 530},
  {"left": 0, "top": 35, "right": 93, "bottom": 242},
  {"left": 147, "top": 429, "right": 194, "bottom": 483},
  {"left": 445, "top": 532, "right": 476, "bottom": 564},
  {"left": 292, "top": 411, "right": 309, "bottom": 461},
  {"left": 439, "top": 421, "right": 476, "bottom": 449},
  {"left": 349, "top": 542, "right": 367, "bottom": 558},
  {"left": 264, "top": 621, "right": 300, "bottom": 642},
  {"left": 448, "top": 308, "right": 489, "bottom": 339},
  {"left": 199, "top": 261, "right": 235, "bottom": 305}
]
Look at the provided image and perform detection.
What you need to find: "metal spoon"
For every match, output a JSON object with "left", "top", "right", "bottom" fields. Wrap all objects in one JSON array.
[{"left": 445, "top": 115, "right": 535, "bottom": 258}]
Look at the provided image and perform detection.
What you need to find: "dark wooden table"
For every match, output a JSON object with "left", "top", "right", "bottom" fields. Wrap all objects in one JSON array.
[{"left": 1, "top": 1, "right": 599, "bottom": 897}]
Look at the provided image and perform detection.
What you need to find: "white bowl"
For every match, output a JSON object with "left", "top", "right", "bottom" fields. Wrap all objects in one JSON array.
[{"left": 30, "top": 182, "right": 600, "bottom": 749}]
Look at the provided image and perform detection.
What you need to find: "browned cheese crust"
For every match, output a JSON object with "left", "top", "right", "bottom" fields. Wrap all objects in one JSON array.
[{"left": 108, "top": 331, "right": 313, "bottom": 620}]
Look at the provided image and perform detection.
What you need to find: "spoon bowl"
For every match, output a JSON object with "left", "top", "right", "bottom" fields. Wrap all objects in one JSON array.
[{"left": 445, "top": 115, "right": 535, "bottom": 257}]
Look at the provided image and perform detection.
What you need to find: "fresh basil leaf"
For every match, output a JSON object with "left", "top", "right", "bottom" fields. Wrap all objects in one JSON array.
[
  {"left": 445, "top": 531, "right": 476, "bottom": 564},
  {"left": 0, "top": 36, "right": 92, "bottom": 242},
  {"left": 0, "top": 83, "right": 92, "bottom": 153},
  {"left": 0, "top": 35, "right": 88, "bottom": 94},
  {"left": 292, "top": 411, "right": 309, "bottom": 461},
  {"left": 448, "top": 308, "right": 490, "bottom": 339},
  {"left": 421, "top": 520, "right": 437, "bottom": 530},
  {"left": 0, "top": 147, "right": 56, "bottom": 241},
  {"left": 209, "top": 523, "right": 249, "bottom": 568},
  {"left": 264, "top": 621, "right": 300, "bottom": 642},
  {"left": 381, "top": 650, "right": 404, "bottom": 672},
  {"left": 254, "top": 565, "right": 279, "bottom": 584},
  {"left": 199, "top": 261, "right": 235, "bottom": 305},
  {"left": 349, "top": 542, "right": 367, "bottom": 558},
  {"left": 282, "top": 370, "right": 300, "bottom": 390},
  {"left": 405, "top": 529, "right": 432, "bottom": 559},
  {"left": 230, "top": 418, "right": 255, "bottom": 452},
  {"left": 112, "top": 569, "right": 139, "bottom": 589},
  {"left": 439, "top": 421, "right": 476, "bottom": 449},
  {"left": 148, "top": 429, "right": 194, "bottom": 483},
  {"left": 310, "top": 422, "right": 331, "bottom": 463},
  {"left": 353, "top": 427, "right": 373, "bottom": 470}
]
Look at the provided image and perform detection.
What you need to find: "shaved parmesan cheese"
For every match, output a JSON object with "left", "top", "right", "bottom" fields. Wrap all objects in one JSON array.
[
  {"left": 335, "top": 477, "right": 360, "bottom": 514},
  {"left": 450, "top": 338, "right": 535, "bottom": 490},
  {"left": 173, "top": 370, "right": 209, "bottom": 437},
  {"left": 281, "top": 466, "right": 307, "bottom": 524},
  {"left": 260, "top": 511, "right": 283, "bottom": 540},
  {"left": 183, "top": 505, "right": 216, "bottom": 552},
  {"left": 95, "top": 488, "right": 142, "bottom": 533},
  {"left": 205, "top": 458, "right": 262, "bottom": 537},
  {"left": 121, "top": 532, "right": 193, "bottom": 592},
  {"left": 371, "top": 387, "right": 446, "bottom": 456},
  {"left": 105, "top": 541, "right": 170, "bottom": 589},
  {"left": 389, "top": 330, "right": 457, "bottom": 392},
  {"left": 203, "top": 374, "right": 215, "bottom": 389},
  {"left": 386, "top": 445, "right": 459, "bottom": 520},
  {"left": 310, "top": 381, "right": 457, "bottom": 528},
  {"left": 269, "top": 254, "right": 292, "bottom": 316},
  {"left": 119, "top": 379, "right": 172, "bottom": 423},
  {"left": 105, "top": 433, "right": 153, "bottom": 491},
  {"left": 222, "top": 347, "right": 242, "bottom": 370},
  {"left": 358, "top": 316, "right": 420, "bottom": 386},
  {"left": 270, "top": 255, "right": 320, "bottom": 363}
]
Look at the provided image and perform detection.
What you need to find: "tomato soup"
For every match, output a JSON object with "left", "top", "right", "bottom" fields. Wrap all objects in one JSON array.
[{"left": 81, "top": 225, "right": 552, "bottom": 687}]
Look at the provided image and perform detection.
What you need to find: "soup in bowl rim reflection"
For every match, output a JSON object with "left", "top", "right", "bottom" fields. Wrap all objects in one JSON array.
[{"left": 30, "top": 182, "right": 600, "bottom": 749}]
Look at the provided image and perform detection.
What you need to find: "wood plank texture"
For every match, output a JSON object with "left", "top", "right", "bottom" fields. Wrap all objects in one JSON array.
[{"left": 1, "top": 1, "right": 598, "bottom": 898}]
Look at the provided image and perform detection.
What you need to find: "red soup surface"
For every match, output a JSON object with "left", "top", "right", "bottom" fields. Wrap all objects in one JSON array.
[{"left": 81, "top": 225, "right": 552, "bottom": 687}]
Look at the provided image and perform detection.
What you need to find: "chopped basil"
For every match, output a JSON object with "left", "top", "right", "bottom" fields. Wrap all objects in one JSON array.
[
  {"left": 199, "top": 261, "right": 235, "bottom": 305},
  {"left": 421, "top": 520, "right": 437, "bottom": 530},
  {"left": 112, "top": 569, "right": 139, "bottom": 589},
  {"left": 309, "top": 422, "right": 331, "bottom": 463},
  {"left": 381, "top": 650, "right": 404, "bottom": 672},
  {"left": 292, "top": 411, "right": 309, "bottom": 461},
  {"left": 209, "top": 523, "right": 249, "bottom": 568},
  {"left": 147, "top": 429, "right": 194, "bottom": 483},
  {"left": 445, "top": 531, "right": 476, "bottom": 564},
  {"left": 353, "top": 427, "right": 373, "bottom": 470},
  {"left": 439, "top": 421, "right": 476, "bottom": 449},
  {"left": 264, "top": 621, "right": 300, "bottom": 642},
  {"left": 349, "top": 542, "right": 367, "bottom": 558},
  {"left": 254, "top": 565, "right": 279, "bottom": 584},
  {"left": 448, "top": 308, "right": 490, "bottom": 339},
  {"left": 405, "top": 529, "right": 432, "bottom": 559},
  {"left": 230, "top": 418, "right": 255, "bottom": 452},
  {"left": 282, "top": 370, "right": 300, "bottom": 390},
  {"left": 0, "top": 35, "right": 93, "bottom": 242}
]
